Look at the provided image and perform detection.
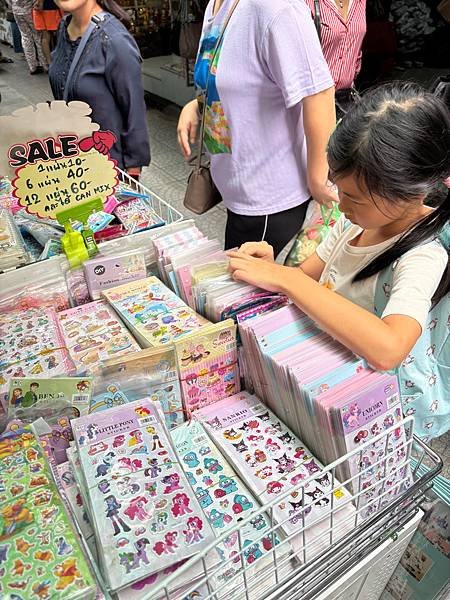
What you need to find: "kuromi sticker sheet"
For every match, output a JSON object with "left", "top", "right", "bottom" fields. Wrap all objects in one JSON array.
[
  {"left": 0, "top": 308, "right": 74, "bottom": 405},
  {"left": 0, "top": 424, "right": 96, "bottom": 600},
  {"left": 58, "top": 301, "right": 140, "bottom": 374},
  {"left": 72, "top": 399, "right": 214, "bottom": 591},
  {"left": 196, "top": 392, "right": 355, "bottom": 560},
  {"left": 172, "top": 421, "right": 281, "bottom": 583}
]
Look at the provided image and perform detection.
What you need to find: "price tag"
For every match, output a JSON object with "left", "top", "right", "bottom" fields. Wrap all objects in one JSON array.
[{"left": 11, "top": 140, "right": 117, "bottom": 220}]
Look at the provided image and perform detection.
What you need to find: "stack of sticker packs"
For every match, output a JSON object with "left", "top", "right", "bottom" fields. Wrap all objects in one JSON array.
[
  {"left": 0, "top": 423, "right": 96, "bottom": 599},
  {"left": 239, "top": 304, "right": 412, "bottom": 520}
]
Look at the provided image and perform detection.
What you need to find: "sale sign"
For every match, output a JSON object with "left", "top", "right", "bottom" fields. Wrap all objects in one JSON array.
[{"left": 0, "top": 101, "right": 118, "bottom": 220}]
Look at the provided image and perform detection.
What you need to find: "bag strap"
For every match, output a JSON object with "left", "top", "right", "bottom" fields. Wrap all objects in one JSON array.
[
  {"left": 313, "top": 0, "right": 321, "bottom": 43},
  {"left": 63, "top": 11, "right": 107, "bottom": 102},
  {"left": 196, "top": 0, "right": 240, "bottom": 170}
]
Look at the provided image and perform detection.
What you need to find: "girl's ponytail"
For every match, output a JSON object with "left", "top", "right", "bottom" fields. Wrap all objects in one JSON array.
[{"left": 327, "top": 82, "right": 450, "bottom": 305}]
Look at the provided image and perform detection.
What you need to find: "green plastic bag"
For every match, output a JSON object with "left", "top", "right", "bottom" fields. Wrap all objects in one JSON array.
[{"left": 285, "top": 201, "right": 341, "bottom": 267}]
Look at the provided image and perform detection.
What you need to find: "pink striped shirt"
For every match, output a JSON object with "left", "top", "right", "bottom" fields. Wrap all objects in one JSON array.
[{"left": 304, "top": 0, "right": 366, "bottom": 90}]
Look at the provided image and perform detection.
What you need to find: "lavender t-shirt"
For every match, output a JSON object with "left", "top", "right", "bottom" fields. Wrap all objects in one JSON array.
[{"left": 194, "top": 0, "right": 333, "bottom": 216}]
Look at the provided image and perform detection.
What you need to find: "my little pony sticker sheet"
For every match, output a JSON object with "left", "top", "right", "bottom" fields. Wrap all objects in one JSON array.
[{"left": 72, "top": 399, "right": 213, "bottom": 590}]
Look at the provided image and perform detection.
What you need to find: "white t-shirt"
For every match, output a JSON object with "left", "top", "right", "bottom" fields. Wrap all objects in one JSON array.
[
  {"left": 316, "top": 216, "right": 448, "bottom": 330},
  {"left": 194, "top": 0, "right": 333, "bottom": 216}
]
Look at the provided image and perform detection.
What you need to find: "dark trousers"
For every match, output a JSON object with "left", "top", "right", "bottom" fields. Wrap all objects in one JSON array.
[{"left": 225, "top": 201, "right": 310, "bottom": 258}]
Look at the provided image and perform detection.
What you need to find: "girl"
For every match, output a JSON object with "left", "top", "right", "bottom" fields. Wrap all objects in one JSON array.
[{"left": 228, "top": 82, "right": 449, "bottom": 413}]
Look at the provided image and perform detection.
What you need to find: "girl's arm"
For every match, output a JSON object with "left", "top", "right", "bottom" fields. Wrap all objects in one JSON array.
[{"left": 227, "top": 252, "right": 421, "bottom": 371}]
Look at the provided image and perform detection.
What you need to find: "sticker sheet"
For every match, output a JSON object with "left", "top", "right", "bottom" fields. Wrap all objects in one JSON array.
[
  {"left": 58, "top": 301, "right": 140, "bottom": 374},
  {"left": 0, "top": 308, "right": 74, "bottom": 405},
  {"left": 337, "top": 376, "right": 410, "bottom": 519},
  {"left": 114, "top": 197, "right": 165, "bottom": 233},
  {"left": 102, "top": 277, "right": 207, "bottom": 348},
  {"left": 84, "top": 251, "right": 147, "bottom": 300},
  {"left": 172, "top": 421, "right": 281, "bottom": 583},
  {"left": 0, "top": 425, "right": 96, "bottom": 600},
  {"left": 195, "top": 392, "right": 355, "bottom": 560},
  {"left": 8, "top": 376, "right": 92, "bottom": 423},
  {"left": 72, "top": 399, "right": 214, "bottom": 591},
  {"left": 174, "top": 320, "right": 240, "bottom": 414},
  {"left": 89, "top": 348, "right": 185, "bottom": 429}
]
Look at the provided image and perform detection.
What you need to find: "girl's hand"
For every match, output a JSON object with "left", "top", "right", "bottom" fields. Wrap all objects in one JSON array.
[
  {"left": 227, "top": 251, "right": 287, "bottom": 292},
  {"left": 177, "top": 99, "right": 200, "bottom": 159},
  {"left": 228, "top": 241, "right": 275, "bottom": 262}
]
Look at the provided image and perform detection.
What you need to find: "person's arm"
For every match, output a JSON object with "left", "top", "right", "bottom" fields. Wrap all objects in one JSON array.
[
  {"left": 226, "top": 253, "right": 418, "bottom": 370},
  {"left": 104, "top": 30, "right": 150, "bottom": 170},
  {"left": 177, "top": 99, "right": 200, "bottom": 159},
  {"left": 227, "top": 243, "right": 447, "bottom": 371},
  {"left": 303, "top": 88, "right": 338, "bottom": 208}
]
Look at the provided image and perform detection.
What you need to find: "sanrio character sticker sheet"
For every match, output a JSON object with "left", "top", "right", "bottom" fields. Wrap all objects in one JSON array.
[
  {"left": 72, "top": 399, "right": 214, "bottom": 591},
  {"left": 195, "top": 392, "right": 355, "bottom": 561}
]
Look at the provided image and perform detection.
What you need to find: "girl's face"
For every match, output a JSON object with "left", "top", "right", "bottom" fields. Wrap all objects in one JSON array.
[
  {"left": 55, "top": 0, "right": 97, "bottom": 14},
  {"left": 335, "top": 173, "right": 414, "bottom": 230}
]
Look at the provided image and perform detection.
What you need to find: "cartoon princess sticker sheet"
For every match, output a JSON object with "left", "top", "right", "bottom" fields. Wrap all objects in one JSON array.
[
  {"left": 195, "top": 392, "right": 355, "bottom": 560},
  {"left": 0, "top": 424, "right": 96, "bottom": 600},
  {"left": 174, "top": 319, "right": 240, "bottom": 414},
  {"left": 58, "top": 300, "right": 140, "bottom": 374},
  {"left": 102, "top": 276, "right": 208, "bottom": 348},
  {"left": 72, "top": 399, "right": 214, "bottom": 591},
  {"left": 0, "top": 307, "right": 75, "bottom": 405},
  {"left": 172, "top": 421, "right": 282, "bottom": 582}
]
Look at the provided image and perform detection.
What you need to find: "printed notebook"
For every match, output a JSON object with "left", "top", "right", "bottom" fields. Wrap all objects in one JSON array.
[
  {"left": 72, "top": 399, "right": 214, "bottom": 591},
  {"left": 84, "top": 250, "right": 147, "bottom": 300}
]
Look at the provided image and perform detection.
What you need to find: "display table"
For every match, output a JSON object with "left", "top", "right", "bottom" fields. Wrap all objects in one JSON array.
[{"left": 141, "top": 54, "right": 196, "bottom": 106}]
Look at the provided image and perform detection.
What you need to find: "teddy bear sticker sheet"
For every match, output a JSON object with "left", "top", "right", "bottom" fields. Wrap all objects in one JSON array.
[
  {"left": 0, "top": 307, "right": 75, "bottom": 406},
  {"left": 195, "top": 392, "right": 355, "bottom": 562},
  {"left": 72, "top": 399, "right": 214, "bottom": 591},
  {"left": 0, "top": 424, "right": 96, "bottom": 600}
]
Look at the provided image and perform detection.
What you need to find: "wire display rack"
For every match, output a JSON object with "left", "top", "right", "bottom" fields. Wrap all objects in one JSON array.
[
  {"left": 118, "top": 169, "right": 184, "bottom": 226},
  {"left": 137, "top": 417, "right": 442, "bottom": 600}
]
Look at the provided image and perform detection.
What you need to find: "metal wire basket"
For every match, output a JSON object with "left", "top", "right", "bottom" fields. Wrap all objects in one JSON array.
[
  {"left": 141, "top": 417, "right": 442, "bottom": 600},
  {"left": 118, "top": 169, "right": 183, "bottom": 226}
]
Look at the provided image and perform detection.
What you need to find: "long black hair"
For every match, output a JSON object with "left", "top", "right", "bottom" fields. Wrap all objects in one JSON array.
[
  {"left": 327, "top": 82, "right": 450, "bottom": 305},
  {"left": 99, "top": 0, "right": 131, "bottom": 26}
]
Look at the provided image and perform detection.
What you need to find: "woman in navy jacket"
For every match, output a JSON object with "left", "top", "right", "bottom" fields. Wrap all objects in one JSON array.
[{"left": 49, "top": 0, "right": 150, "bottom": 176}]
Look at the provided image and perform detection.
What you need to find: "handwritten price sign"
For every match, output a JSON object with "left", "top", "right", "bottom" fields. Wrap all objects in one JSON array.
[{"left": 9, "top": 132, "right": 118, "bottom": 220}]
